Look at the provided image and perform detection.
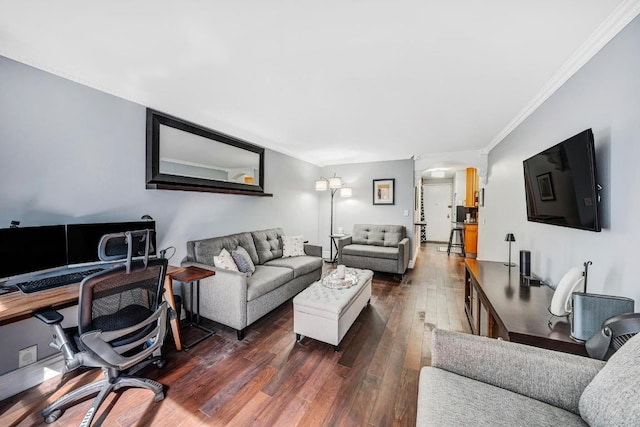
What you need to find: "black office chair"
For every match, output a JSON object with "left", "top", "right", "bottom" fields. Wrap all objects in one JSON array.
[
  {"left": 585, "top": 312, "right": 640, "bottom": 360},
  {"left": 34, "top": 229, "right": 169, "bottom": 426}
]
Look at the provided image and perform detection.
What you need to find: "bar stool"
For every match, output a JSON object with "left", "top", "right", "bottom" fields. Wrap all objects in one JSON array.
[{"left": 447, "top": 227, "right": 465, "bottom": 257}]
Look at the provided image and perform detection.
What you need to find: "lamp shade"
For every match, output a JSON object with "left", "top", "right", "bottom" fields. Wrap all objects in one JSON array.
[
  {"left": 315, "top": 179, "right": 328, "bottom": 191},
  {"left": 340, "top": 187, "right": 352, "bottom": 197},
  {"left": 328, "top": 176, "right": 343, "bottom": 188},
  {"left": 505, "top": 233, "right": 516, "bottom": 242}
]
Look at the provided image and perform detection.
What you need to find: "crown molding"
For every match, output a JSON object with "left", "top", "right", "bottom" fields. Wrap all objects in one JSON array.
[{"left": 483, "top": 0, "right": 640, "bottom": 155}]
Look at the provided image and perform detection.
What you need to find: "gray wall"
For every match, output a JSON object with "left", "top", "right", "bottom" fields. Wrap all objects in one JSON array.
[
  {"left": 478, "top": 16, "right": 640, "bottom": 304},
  {"left": 319, "top": 160, "right": 415, "bottom": 259},
  {"left": 0, "top": 56, "right": 320, "bottom": 375}
]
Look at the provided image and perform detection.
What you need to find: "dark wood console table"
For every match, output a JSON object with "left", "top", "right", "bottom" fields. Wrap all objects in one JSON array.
[{"left": 464, "top": 259, "right": 587, "bottom": 356}]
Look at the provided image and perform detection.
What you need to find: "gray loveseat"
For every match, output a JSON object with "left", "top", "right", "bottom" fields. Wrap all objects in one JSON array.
[
  {"left": 337, "top": 224, "right": 410, "bottom": 277},
  {"left": 417, "top": 329, "right": 640, "bottom": 426},
  {"left": 182, "top": 228, "right": 322, "bottom": 340}
]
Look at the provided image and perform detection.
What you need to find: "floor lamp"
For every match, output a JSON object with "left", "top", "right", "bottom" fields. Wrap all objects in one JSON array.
[{"left": 316, "top": 174, "right": 351, "bottom": 261}]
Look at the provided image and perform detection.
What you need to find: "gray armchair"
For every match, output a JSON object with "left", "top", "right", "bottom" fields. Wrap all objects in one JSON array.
[
  {"left": 337, "top": 224, "right": 410, "bottom": 276},
  {"left": 417, "top": 329, "right": 640, "bottom": 426}
]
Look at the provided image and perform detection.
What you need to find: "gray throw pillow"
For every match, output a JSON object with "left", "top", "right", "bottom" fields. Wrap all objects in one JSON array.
[
  {"left": 232, "top": 246, "right": 256, "bottom": 276},
  {"left": 579, "top": 332, "right": 640, "bottom": 426}
]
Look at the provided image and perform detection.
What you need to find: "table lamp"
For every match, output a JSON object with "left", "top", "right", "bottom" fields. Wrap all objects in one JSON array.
[{"left": 504, "top": 233, "right": 516, "bottom": 267}]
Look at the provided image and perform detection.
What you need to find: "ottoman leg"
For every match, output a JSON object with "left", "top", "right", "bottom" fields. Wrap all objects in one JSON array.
[
  {"left": 296, "top": 333, "right": 301, "bottom": 341},
  {"left": 334, "top": 345, "right": 339, "bottom": 352}
]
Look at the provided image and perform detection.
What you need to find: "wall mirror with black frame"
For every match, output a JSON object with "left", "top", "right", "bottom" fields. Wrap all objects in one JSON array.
[{"left": 146, "top": 109, "right": 270, "bottom": 196}]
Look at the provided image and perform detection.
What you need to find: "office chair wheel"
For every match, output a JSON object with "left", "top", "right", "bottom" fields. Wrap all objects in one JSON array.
[
  {"left": 155, "top": 391, "right": 165, "bottom": 402},
  {"left": 154, "top": 358, "right": 167, "bottom": 369},
  {"left": 44, "top": 409, "right": 62, "bottom": 424}
]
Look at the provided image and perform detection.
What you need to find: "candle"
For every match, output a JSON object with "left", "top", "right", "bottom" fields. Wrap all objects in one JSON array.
[{"left": 337, "top": 264, "right": 346, "bottom": 279}]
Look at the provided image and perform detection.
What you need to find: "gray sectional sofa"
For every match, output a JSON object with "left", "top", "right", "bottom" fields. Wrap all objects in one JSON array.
[
  {"left": 337, "top": 224, "right": 410, "bottom": 277},
  {"left": 417, "top": 329, "right": 640, "bottom": 426},
  {"left": 181, "top": 228, "right": 322, "bottom": 340}
]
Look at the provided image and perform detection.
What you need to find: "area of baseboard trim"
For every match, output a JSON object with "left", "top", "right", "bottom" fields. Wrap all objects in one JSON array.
[{"left": 0, "top": 353, "right": 65, "bottom": 401}]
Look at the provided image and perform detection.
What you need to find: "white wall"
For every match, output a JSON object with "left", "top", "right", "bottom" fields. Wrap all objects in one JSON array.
[
  {"left": 479, "top": 16, "right": 640, "bottom": 304},
  {"left": 0, "top": 55, "right": 320, "bottom": 374},
  {"left": 453, "top": 170, "right": 466, "bottom": 206},
  {"left": 318, "top": 160, "right": 415, "bottom": 260}
]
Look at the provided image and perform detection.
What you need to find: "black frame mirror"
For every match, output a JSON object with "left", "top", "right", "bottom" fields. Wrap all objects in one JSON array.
[{"left": 146, "top": 109, "right": 267, "bottom": 195}]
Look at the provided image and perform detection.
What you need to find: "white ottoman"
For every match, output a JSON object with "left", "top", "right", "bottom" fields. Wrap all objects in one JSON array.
[{"left": 293, "top": 268, "right": 373, "bottom": 350}]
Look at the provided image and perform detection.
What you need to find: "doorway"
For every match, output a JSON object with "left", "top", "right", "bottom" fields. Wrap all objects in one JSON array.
[{"left": 423, "top": 183, "right": 453, "bottom": 242}]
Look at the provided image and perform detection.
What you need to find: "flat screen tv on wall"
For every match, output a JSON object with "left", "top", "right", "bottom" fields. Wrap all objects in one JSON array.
[{"left": 523, "top": 129, "right": 601, "bottom": 232}]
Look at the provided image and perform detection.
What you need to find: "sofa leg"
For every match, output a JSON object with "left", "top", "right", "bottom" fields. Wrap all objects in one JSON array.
[{"left": 236, "top": 328, "right": 245, "bottom": 340}]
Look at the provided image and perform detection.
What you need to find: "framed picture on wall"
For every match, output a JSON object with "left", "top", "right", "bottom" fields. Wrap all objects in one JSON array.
[{"left": 373, "top": 179, "right": 395, "bottom": 205}]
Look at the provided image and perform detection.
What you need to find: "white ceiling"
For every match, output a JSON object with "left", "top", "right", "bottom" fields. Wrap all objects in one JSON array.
[{"left": 1, "top": 1, "right": 638, "bottom": 167}]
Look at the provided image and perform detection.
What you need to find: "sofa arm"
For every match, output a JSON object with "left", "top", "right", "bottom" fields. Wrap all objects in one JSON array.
[
  {"left": 337, "top": 236, "right": 352, "bottom": 264},
  {"left": 431, "top": 329, "right": 605, "bottom": 415},
  {"left": 180, "top": 261, "right": 249, "bottom": 330},
  {"left": 397, "top": 237, "right": 410, "bottom": 274},
  {"left": 304, "top": 243, "right": 322, "bottom": 258}
]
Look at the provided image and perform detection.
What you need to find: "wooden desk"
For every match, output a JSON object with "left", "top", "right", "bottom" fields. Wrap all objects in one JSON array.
[
  {"left": 464, "top": 259, "right": 586, "bottom": 356},
  {"left": 0, "top": 265, "right": 186, "bottom": 351}
]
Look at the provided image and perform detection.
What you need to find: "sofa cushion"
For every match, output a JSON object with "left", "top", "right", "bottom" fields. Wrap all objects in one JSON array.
[
  {"left": 417, "top": 367, "right": 587, "bottom": 427},
  {"left": 282, "top": 235, "right": 305, "bottom": 258},
  {"left": 352, "top": 224, "right": 405, "bottom": 247},
  {"left": 251, "top": 228, "right": 284, "bottom": 264},
  {"left": 214, "top": 248, "right": 239, "bottom": 272},
  {"left": 246, "top": 265, "right": 294, "bottom": 301},
  {"left": 193, "top": 232, "right": 259, "bottom": 265},
  {"left": 265, "top": 256, "right": 323, "bottom": 278},
  {"left": 232, "top": 246, "right": 255, "bottom": 276},
  {"left": 579, "top": 333, "right": 640, "bottom": 426},
  {"left": 342, "top": 244, "right": 399, "bottom": 260}
]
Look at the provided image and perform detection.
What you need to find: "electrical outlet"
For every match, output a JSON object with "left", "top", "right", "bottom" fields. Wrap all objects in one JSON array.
[{"left": 18, "top": 345, "right": 37, "bottom": 368}]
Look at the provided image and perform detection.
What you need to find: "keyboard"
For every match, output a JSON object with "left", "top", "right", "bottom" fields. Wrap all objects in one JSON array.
[{"left": 16, "top": 268, "right": 106, "bottom": 294}]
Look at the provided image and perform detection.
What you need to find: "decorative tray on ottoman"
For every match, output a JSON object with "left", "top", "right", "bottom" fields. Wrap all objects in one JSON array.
[{"left": 321, "top": 268, "right": 363, "bottom": 289}]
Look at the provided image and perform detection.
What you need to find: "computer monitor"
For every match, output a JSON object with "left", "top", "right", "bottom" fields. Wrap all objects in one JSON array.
[
  {"left": 66, "top": 221, "right": 156, "bottom": 266},
  {"left": 0, "top": 225, "right": 68, "bottom": 281}
]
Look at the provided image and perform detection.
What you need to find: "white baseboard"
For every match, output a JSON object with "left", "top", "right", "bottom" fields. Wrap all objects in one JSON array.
[{"left": 0, "top": 354, "right": 65, "bottom": 401}]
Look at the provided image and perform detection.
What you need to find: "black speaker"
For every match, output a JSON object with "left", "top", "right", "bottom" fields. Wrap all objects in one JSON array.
[
  {"left": 571, "top": 293, "right": 635, "bottom": 341},
  {"left": 519, "top": 250, "right": 531, "bottom": 276}
]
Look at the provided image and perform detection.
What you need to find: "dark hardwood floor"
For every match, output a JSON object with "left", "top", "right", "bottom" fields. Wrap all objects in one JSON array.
[{"left": 0, "top": 243, "right": 470, "bottom": 426}]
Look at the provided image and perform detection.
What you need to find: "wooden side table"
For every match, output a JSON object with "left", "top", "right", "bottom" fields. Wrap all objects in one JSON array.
[
  {"left": 164, "top": 265, "right": 185, "bottom": 351},
  {"left": 329, "top": 234, "right": 348, "bottom": 263},
  {"left": 168, "top": 265, "right": 216, "bottom": 350}
]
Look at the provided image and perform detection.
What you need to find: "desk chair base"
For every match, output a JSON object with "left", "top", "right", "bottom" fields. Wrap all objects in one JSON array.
[{"left": 42, "top": 364, "right": 165, "bottom": 426}]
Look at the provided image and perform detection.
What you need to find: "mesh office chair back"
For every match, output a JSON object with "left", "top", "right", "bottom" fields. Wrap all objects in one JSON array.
[{"left": 78, "top": 259, "right": 165, "bottom": 344}]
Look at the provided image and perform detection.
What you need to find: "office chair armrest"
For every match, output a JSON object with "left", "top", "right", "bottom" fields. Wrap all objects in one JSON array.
[
  {"left": 34, "top": 309, "right": 82, "bottom": 371},
  {"left": 34, "top": 309, "right": 64, "bottom": 325}
]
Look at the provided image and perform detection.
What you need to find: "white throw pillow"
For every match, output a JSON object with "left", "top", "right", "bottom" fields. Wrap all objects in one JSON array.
[
  {"left": 213, "top": 248, "right": 239, "bottom": 271},
  {"left": 282, "top": 235, "right": 305, "bottom": 258}
]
